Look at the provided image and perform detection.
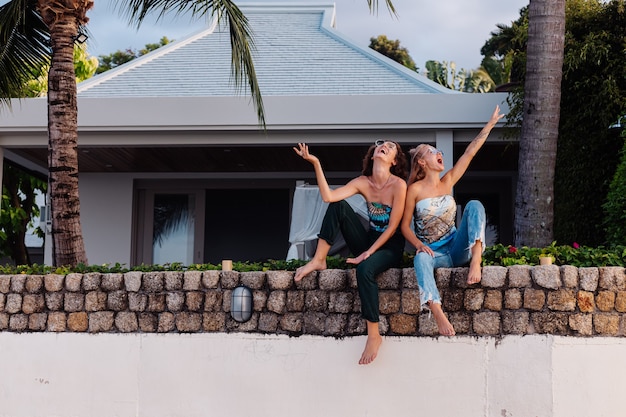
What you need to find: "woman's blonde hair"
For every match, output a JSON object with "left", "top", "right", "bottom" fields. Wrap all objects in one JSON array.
[{"left": 407, "top": 144, "right": 430, "bottom": 185}]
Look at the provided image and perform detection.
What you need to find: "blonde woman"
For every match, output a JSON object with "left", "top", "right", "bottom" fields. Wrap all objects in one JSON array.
[
  {"left": 293, "top": 140, "right": 407, "bottom": 364},
  {"left": 401, "top": 106, "right": 504, "bottom": 335}
]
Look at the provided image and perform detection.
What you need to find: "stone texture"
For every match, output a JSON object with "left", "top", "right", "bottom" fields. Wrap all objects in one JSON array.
[
  {"left": 401, "top": 290, "right": 421, "bottom": 315},
  {"left": 204, "top": 290, "right": 223, "bottom": 312},
  {"left": 115, "top": 312, "right": 138, "bottom": 332},
  {"left": 329, "top": 292, "right": 353, "bottom": 314},
  {"left": 305, "top": 290, "right": 329, "bottom": 311},
  {"left": 259, "top": 312, "right": 280, "bottom": 332},
  {"left": 101, "top": 274, "right": 124, "bottom": 291},
  {"left": 0, "top": 275, "right": 10, "bottom": 293},
  {"left": 64, "top": 293, "right": 84, "bottom": 312},
  {"left": 593, "top": 314, "right": 620, "bottom": 335},
  {"left": 507, "top": 265, "right": 532, "bottom": 288},
  {"left": 25, "top": 275, "right": 44, "bottom": 293},
  {"left": 502, "top": 311, "right": 529, "bottom": 334},
  {"left": 504, "top": 289, "right": 523, "bottom": 310},
  {"left": 68, "top": 312, "right": 88, "bottom": 332},
  {"left": 183, "top": 271, "right": 203, "bottom": 290},
  {"left": 482, "top": 266, "right": 507, "bottom": 288},
  {"left": 318, "top": 269, "right": 348, "bottom": 291},
  {"left": 220, "top": 271, "right": 239, "bottom": 289},
  {"left": 166, "top": 292, "right": 185, "bottom": 312},
  {"left": 402, "top": 268, "right": 418, "bottom": 289},
  {"left": 561, "top": 265, "right": 579, "bottom": 288},
  {"left": 164, "top": 272, "right": 184, "bottom": 291},
  {"left": 286, "top": 291, "right": 305, "bottom": 312},
  {"left": 473, "top": 312, "right": 500, "bottom": 335},
  {"left": 83, "top": 273, "right": 102, "bottom": 291},
  {"left": 379, "top": 291, "right": 400, "bottom": 315},
  {"left": 202, "top": 270, "right": 220, "bottom": 289},
  {"left": 0, "top": 313, "right": 7, "bottom": 330},
  {"left": 267, "top": 270, "right": 294, "bottom": 290},
  {"left": 86, "top": 291, "right": 108, "bottom": 312},
  {"left": 44, "top": 274, "right": 64, "bottom": 292},
  {"left": 124, "top": 272, "right": 142, "bottom": 292},
  {"left": 579, "top": 268, "right": 599, "bottom": 291},
  {"left": 449, "top": 312, "right": 471, "bottom": 334},
  {"left": 389, "top": 313, "right": 417, "bottom": 335},
  {"left": 267, "top": 291, "right": 286, "bottom": 314},
  {"left": 595, "top": 291, "right": 616, "bottom": 312},
  {"left": 252, "top": 290, "right": 267, "bottom": 312},
  {"left": 547, "top": 289, "right": 576, "bottom": 312},
  {"left": 443, "top": 289, "right": 464, "bottom": 312},
  {"left": 29, "top": 313, "right": 47, "bottom": 331},
  {"left": 176, "top": 312, "right": 202, "bottom": 332},
  {"left": 158, "top": 312, "right": 175, "bottom": 332},
  {"left": 147, "top": 294, "right": 166, "bottom": 312},
  {"left": 280, "top": 313, "right": 303, "bottom": 333},
  {"left": 22, "top": 294, "right": 45, "bottom": 314},
  {"left": 531, "top": 312, "right": 568, "bottom": 334},
  {"left": 202, "top": 312, "right": 226, "bottom": 332},
  {"left": 523, "top": 289, "right": 546, "bottom": 311},
  {"left": 577, "top": 291, "right": 595, "bottom": 313},
  {"left": 10, "top": 275, "right": 26, "bottom": 292},
  {"left": 143, "top": 272, "right": 165, "bottom": 292},
  {"left": 45, "top": 292, "right": 64, "bottom": 311},
  {"left": 64, "top": 273, "right": 82, "bottom": 292},
  {"left": 239, "top": 271, "right": 265, "bottom": 290},
  {"left": 324, "top": 314, "right": 347, "bottom": 336},
  {"left": 569, "top": 314, "right": 593, "bottom": 336},
  {"left": 598, "top": 267, "right": 626, "bottom": 291},
  {"left": 128, "top": 293, "right": 147, "bottom": 312},
  {"left": 186, "top": 292, "right": 204, "bottom": 311},
  {"left": 464, "top": 289, "right": 485, "bottom": 311},
  {"left": 532, "top": 266, "right": 561, "bottom": 289},
  {"left": 484, "top": 290, "right": 503, "bottom": 311},
  {"left": 139, "top": 313, "right": 157, "bottom": 332},
  {"left": 47, "top": 312, "right": 66, "bottom": 332},
  {"left": 107, "top": 290, "right": 128, "bottom": 311},
  {"left": 89, "top": 311, "right": 114, "bottom": 332},
  {"left": 9, "top": 314, "right": 27, "bottom": 331},
  {"left": 303, "top": 312, "right": 326, "bottom": 334},
  {"left": 418, "top": 312, "right": 439, "bottom": 336},
  {"left": 377, "top": 268, "right": 401, "bottom": 290},
  {"left": 615, "top": 291, "right": 626, "bottom": 313}
]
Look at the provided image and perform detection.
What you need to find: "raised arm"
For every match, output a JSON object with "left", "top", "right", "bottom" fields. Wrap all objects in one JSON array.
[
  {"left": 444, "top": 105, "right": 505, "bottom": 186},
  {"left": 293, "top": 143, "right": 359, "bottom": 202}
]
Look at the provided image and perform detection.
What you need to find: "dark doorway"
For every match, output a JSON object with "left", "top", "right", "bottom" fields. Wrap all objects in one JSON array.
[{"left": 203, "top": 189, "right": 290, "bottom": 263}]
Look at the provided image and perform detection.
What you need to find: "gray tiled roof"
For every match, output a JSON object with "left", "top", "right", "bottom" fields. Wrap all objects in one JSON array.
[{"left": 78, "top": 3, "right": 452, "bottom": 97}]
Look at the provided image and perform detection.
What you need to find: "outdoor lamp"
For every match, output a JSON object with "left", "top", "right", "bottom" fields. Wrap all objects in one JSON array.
[
  {"left": 73, "top": 32, "right": 88, "bottom": 44},
  {"left": 231, "top": 286, "right": 253, "bottom": 322}
]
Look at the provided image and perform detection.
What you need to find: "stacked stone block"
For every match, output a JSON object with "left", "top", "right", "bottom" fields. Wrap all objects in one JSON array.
[{"left": 0, "top": 265, "right": 625, "bottom": 337}]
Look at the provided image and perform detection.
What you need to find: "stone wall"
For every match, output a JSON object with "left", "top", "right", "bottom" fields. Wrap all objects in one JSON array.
[{"left": 1, "top": 265, "right": 625, "bottom": 337}]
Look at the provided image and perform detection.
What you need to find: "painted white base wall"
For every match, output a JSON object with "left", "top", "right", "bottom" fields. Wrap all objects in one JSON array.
[{"left": 0, "top": 333, "right": 623, "bottom": 417}]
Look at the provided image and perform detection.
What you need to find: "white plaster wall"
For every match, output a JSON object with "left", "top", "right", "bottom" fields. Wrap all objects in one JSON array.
[
  {"left": 78, "top": 173, "right": 134, "bottom": 266},
  {"left": 1, "top": 333, "right": 623, "bottom": 417}
]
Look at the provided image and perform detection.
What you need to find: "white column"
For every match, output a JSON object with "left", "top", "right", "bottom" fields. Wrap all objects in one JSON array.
[{"left": 435, "top": 130, "right": 454, "bottom": 177}]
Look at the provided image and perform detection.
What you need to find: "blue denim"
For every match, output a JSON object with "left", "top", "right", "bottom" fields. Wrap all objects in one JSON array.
[{"left": 413, "top": 200, "right": 486, "bottom": 307}]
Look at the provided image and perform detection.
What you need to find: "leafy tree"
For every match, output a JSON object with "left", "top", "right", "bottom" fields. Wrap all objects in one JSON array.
[
  {"left": 603, "top": 128, "right": 626, "bottom": 245},
  {"left": 425, "top": 60, "right": 495, "bottom": 93},
  {"left": 369, "top": 34, "right": 417, "bottom": 71},
  {"left": 1, "top": 162, "right": 46, "bottom": 265},
  {"left": 96, "top": 36, "right": 171, "bottom": 74},
  {"left": 0, "top": 0, "right": 393, "bottom": 267},
  {"left": 484, "top": 0, "right": 626, "bottom": 246}
]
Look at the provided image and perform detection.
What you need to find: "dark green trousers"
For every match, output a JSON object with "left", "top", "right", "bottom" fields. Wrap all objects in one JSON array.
[{"left": 319, "top": 200, "right": 405, "bottom": 323}]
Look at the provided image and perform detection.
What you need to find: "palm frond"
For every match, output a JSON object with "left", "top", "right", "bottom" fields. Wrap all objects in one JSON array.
[
  {"left": 366, "top": 0, "right": 397, "bottom": 17},
  {"left": 0, "top": 0, "right": 52, "bottom": 108}
]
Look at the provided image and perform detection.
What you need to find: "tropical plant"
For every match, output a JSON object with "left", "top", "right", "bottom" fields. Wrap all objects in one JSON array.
[
  {"left": 424, "top": 60, "right": 495, "bottom": 93},
  {"left": 96, "top": 36, "right": 172, "bottom": 74},
  {"left": 0, "top": 0, "right": 394, "bottom": 268},
  {"left": 368, "top": 34, "right": 417, "bottom": 71},
  {"left": 1, "top": 162, "right": 46, "bottom": 265}
]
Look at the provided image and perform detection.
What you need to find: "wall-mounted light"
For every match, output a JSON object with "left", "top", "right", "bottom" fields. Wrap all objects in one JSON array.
[
  {"left": 231, "top": 286, "right": 253, "bottom": 323},
  {"left": 73, "top": 32, "right": 88, "bottom": 44}
]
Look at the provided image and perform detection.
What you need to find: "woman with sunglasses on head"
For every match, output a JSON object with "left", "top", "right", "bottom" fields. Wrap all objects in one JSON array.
[
  {"left": 293, "top": 139, "right": 408, "bottom": 365},
  {"left": 401, "top": 106, "right": 505, "bottom": 336}
]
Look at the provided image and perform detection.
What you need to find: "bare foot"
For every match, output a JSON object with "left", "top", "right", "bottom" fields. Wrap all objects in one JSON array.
[
  {"left": 358, "top": 333, "right": 382, "bottom": 365},
  {"left": 293, "top": 258, "right": 327, "bottom": 282},
  {"left": 467, "top": 260, "right": 482, "bottom": 285},
  {"left": 429, "top": 302, "right": 455, "bottom": 336}
]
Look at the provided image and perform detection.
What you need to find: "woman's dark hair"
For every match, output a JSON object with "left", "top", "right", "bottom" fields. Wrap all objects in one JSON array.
[{"left": 361, "top": 141, "right": 408, "bottom": 181}]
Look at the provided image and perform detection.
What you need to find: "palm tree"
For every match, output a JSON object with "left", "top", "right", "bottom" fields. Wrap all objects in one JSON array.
[
  {"left": 513, "top": 0, "right": 566, "bottom": 247},
  {"left": 0, "top": 0, "right": 393, "bottom": 267}
]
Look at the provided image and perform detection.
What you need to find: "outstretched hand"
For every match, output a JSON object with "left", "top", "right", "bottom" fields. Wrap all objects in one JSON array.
[
  {"left": 293, "top": 143, "right": 319, "bottom": 165},
  {"left": 490, "top": 105, "right": 506, "bottom": 126}
]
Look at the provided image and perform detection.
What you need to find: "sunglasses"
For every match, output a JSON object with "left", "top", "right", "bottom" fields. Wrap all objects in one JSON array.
[
  {"left": 375, "top": 140, "right": 397, "bottom": 149},
  {"left": 423, "top": 147, "right": 444, "bottom": 156}
]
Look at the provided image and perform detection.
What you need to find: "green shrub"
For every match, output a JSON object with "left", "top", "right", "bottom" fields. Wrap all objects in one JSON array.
[{"left": 603, "top": 134, "right": 626, "bottom": 246}]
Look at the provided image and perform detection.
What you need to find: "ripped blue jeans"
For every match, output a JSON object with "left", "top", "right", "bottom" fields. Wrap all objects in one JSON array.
[{"left": 414, "top": 200, "right": 486, "bottom": 308}]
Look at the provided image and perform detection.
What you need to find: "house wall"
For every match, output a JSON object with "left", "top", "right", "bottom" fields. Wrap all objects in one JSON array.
[
  {"left": 1, "top": 266, "right": 625, "bottom": 416},
  {"left": 77, "top": 174, "right": 135, "bottom": 266}
]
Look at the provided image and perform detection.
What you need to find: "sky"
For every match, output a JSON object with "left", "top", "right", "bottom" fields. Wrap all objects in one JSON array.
[{"left": 82, "top": 0, "right": 529, "bottom": 71}]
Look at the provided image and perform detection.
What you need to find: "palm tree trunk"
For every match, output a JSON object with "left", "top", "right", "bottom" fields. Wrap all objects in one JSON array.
[
  {"left": 514, "top": 0, "right": 566, "bottom": 247},
  {"left": 45, "top": 14, "right": 87, "bottom": 266}
]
